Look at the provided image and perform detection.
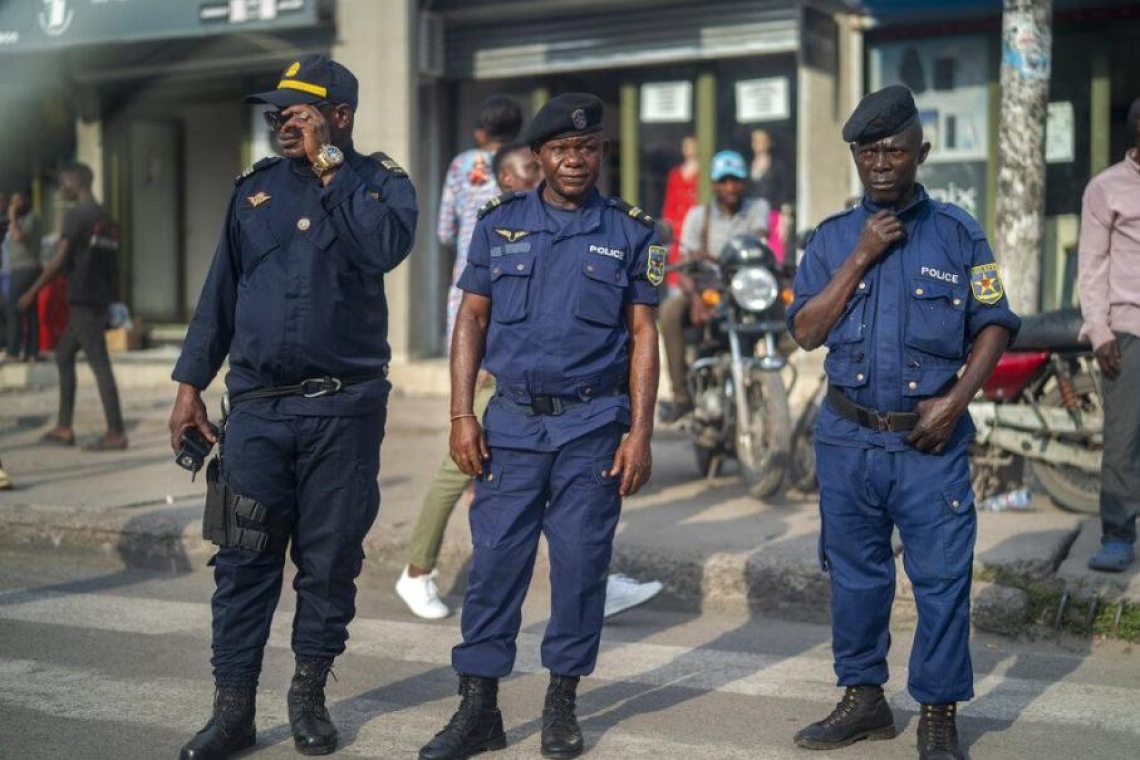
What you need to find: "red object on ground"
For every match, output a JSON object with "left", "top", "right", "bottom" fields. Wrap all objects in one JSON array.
[
  {"left": 661, "top": 165, "right": 699, "bottom": 289},
  {"left": 37, "top": 275, "right": 68, "bottom": 352},
  {"left": 982, "top": 350, "right": 1049, "bottom": 400}
]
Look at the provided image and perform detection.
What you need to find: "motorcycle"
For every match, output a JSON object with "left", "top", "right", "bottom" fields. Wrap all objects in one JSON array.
[
  {"left": 787, "top": 308, "right": 1104, "bottom": 514},
  {"left": 969, "top": 308, "right": 1102, "bottom": 513},
  {"left": 670, "top": 235, "right": 795, "bottom": 500}
]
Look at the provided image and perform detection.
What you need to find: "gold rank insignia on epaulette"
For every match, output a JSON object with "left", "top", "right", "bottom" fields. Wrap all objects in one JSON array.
[
  {"left": 369, "top": 152, "right": 408, "bottom": 177},
  {"left": 235, "top": 156, "right": 281, "bottom": 185},
  {"left": 607, "top": 197, "right": 655, "bottom": 228},
  {"left": 477, "top": 191, "right": 522, "bottom": 219}
]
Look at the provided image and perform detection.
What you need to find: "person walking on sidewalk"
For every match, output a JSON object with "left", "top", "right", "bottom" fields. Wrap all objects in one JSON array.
[
  {"left": 1079, "top": 96, "right": 1140, "bottom": 574},
  {"left": 396, "top": 143, "right": 662, "bottom": 622},
  {"left": 4, "top": 190, "right": 42, "bottom": 362},
  {"left": 167, "top": 55, "right": 417, "bottom": 759},
  {"left": 786, "top": 85, "right": 1019, "bottom": 760},
  {"left": 19, "top": 164, "right": 127, "bottom": 451},
  {"left": 419, "top": 93, "right": 661, "bottom": 760}
]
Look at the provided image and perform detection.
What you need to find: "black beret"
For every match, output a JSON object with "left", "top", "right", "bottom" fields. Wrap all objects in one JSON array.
[
  {"left": 245, "top": 54, "right": 359, "bottom": 109},
  {"left": 522, "top": 93, "right": 604, "bottom": 147},
  {"left": 842, "top": 85, "right": 919, "bottom": 144}
]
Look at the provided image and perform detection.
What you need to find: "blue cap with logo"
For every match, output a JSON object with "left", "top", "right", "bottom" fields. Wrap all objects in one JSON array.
[
  {"left": 245, "top": 54, "right": 359, "bottom": 109},
  {"left": 710, "top": 150, "right": 748, "bottom": 182}
]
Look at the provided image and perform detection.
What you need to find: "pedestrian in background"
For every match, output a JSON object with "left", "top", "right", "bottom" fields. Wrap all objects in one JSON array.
[
  {"left": 168, "top": 54, "right": 417, "bottom": 758},
  {"left": 660, "top": 134, "right": 699, "bottom": 291},
  {"left": 19, "top": 164, "right": 127, "bottom": 451},
  {"left": 1078, "top": 96, "right": 1140, "bottom": 574},
  {"left": 4, "top": 190, "right": 43, "bottom": 363},
  {"left": 787, "top": 85, "right": 1019, "bottom": 759},
  {"left": 419, "top": 93, "right": 661, "bottom": 760}
]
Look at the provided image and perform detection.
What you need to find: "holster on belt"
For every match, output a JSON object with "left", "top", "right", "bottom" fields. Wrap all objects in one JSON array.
[{"left": 202, "top": 458, "right": 270, "bottom": 552}]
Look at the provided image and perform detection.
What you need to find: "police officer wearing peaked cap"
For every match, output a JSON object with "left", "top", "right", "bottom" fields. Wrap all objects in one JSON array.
[
  {"left": 168, "top": 53, "right": 417, "bottom": 759},
  {"left": 419, "top": 93, "right": 662, "bottom": 760},
  {"left": 786, "top": 85, "right": 1019, "bottom": 760}
]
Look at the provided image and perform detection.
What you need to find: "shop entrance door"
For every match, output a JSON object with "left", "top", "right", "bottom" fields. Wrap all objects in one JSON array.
[{"left": 128, "top": 120, "right": 181, "bottom": 321}]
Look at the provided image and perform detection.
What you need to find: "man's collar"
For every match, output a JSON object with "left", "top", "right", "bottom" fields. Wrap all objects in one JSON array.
[
  {"left": 1126, "top": 148, "right": 1139, "bottom": 174},
  {"left": 529, "top": 182, "right": 604, "bottom": 235},
  {"left": 861, "top": 184, "right": 929, "bottom": 216}
]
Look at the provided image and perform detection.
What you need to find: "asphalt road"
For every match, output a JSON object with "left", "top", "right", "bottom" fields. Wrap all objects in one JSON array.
[{"left": 1, "top": 547, "right": 1137, "bottom": 760}]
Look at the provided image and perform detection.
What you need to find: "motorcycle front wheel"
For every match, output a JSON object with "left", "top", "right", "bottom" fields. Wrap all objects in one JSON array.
[
  {"left": 739, "top": 369, "right": 791, "bottom": 500},
  {"left": 1027, "top": 374, "right": 1102, "bottom": 515}
]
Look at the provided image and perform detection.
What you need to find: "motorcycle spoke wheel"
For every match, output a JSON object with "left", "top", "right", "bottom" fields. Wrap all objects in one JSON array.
[
  {"left": 740, "top": 370, "right": 791, "bottom": 500},
  {"left": 1028, "top": 374, "right": 1102, "bottom": 514}
]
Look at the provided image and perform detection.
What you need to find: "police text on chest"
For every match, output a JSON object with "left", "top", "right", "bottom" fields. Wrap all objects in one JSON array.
[{"left": 919, "top": 266, "right": 960, "bottom": 285}]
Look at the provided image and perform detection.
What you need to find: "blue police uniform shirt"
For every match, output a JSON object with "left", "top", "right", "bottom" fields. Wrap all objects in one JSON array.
[
  {"left": 787, "top": 186, "right": 1020, "bottom": 451},
  {"left": 173, "top": 148, "right": 418, "bottom": 416},
  {"left": 457, "top": 184, "right": 661, "bottom": 449}
]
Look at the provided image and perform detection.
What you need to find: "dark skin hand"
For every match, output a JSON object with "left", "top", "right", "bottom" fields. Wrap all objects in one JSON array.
[
  {"left": 1095, "top": 339, "right": 1121, "bottom": 380},
  {"left": 168, "top": 382, "right": 217, "bottom": 453},
  {"left": 610, "top": 304, "right": 659, "bottom": 496},
  {"left": 906, "top": 324, "right": 1011, "bottom": 453},
  {"left": 274, "top": 102, "right": 353, "bottom": 186},
  {"left": 449, "top": 292, "right": 492, "bottom": 478}
]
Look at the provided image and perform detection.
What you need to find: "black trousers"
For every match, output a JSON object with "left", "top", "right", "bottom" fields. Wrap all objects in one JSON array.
[
  {"left": 55, "top": 304, "right": 124, "bottom": 434},
  {"left": 1100, "top": 332, "right": 1140, "bottom": 544},
  {"left": 5, "top": 266, "right": 40, "bottom": 358}
]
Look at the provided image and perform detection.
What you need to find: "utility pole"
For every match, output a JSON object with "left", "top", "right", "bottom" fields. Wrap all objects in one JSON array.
[{"left": 994, "top": 0, "right": 1052, "bottom": 315}]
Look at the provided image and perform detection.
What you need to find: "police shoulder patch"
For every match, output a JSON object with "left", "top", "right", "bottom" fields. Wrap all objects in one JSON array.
[
  {"left": 477, "top": 191, "right": 522, "bottom": 219},
  {"left": 234, "top": 156, "right": 281, "bottom": 185},
  {"left": 607, "top": 197, "right": 655, "bottom": 228},
  {"left": 369, "top": 152, "right": 408, "bottom": 178},
  {"left": 970, "top": 262, "right": 1005, "bottom": 304},
  {"left": 646, "top": 244, "right": 666, "bottom": 287}
]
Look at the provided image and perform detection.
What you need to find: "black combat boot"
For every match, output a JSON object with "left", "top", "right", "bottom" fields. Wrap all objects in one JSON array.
[
  {"left": 917, "top": 703, "right": 964, "bottom": 759},
  {"left": 288, "top": 658, "right": 338, "bottom": 756},
  {"left": 793, "top": 685, "right": 897, "bottom": 750},
  {"left": 179, "top": 685, "right": 257, "bottom": 759},
  {"left": 541, "top": 674, "right": 583, "bottom": 759},
  {"left": 419, "top": 674, "right": 507, "bottom": 760}
]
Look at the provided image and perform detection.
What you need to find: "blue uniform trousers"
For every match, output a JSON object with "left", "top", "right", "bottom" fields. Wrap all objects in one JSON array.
[
  {"left": 452, "top": 423, "right": 624, "bottom": 679},
  {"left": 816, "top": 439, "right": 976, "bottom": 704},
  {"left": 209, "top": 404, "right": 385, "bottom": 686}
]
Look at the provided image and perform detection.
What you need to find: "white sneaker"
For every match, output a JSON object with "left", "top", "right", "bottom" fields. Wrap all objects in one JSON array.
[
  {"left": 395, "top": 565, "right": 451, "bottom": 619},
  {"left": 603, "top": 573, "right": 663, "bottom": 619}
]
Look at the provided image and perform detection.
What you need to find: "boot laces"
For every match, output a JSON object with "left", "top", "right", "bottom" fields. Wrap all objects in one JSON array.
[
  {"left": 821, "top": 687, "right": 863, "bottom": 727},
  {"left": 213, "top": 687, "right": 254, "bottom": 729},
  {"left": 544, "top": 682, "right": 578, "bottom": 730},
  {"left": 291, "top": 664, "right": 334, "bottom": 717},
  {"left": 921, "top": 703, "right": 958, "bottom": 750}
]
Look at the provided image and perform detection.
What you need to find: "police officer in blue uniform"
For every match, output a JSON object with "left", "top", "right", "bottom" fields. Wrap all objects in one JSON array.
[
  {"left": 786, "top": 86, "right": 1019, "bottom": 760},
  {"left": 168, "top": 55, "right": 417, "bottom": 759},
  {"left": 418, "top": 93, "right": 661, "bottom": 760}
]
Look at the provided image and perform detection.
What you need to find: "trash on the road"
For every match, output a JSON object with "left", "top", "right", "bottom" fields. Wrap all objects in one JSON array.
[
  {"left": 165, "top": 494, "right": 175, "bottom": 505},
  {"left": 979, "top": 487, "right": 1033, "bottom": 512}
]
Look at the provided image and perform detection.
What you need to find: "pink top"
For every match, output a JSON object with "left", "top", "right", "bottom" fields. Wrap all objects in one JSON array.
[{"left": 1079, "top": 149, "right": 1140, "bottom": 348}]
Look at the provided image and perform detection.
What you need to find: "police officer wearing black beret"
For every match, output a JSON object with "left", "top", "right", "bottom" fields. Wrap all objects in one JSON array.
[
  {"left": 169, "top": 54, "right": 417, "bottom": 758},
  {"left": 787, "top": 84, "right": 1019, "bottom": 759},
  {"left": 419, "top": 93, "right": 661, "bottom": 760}
]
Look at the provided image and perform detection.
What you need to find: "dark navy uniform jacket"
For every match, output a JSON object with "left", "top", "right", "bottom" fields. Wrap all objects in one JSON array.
[
  {"left": 787, "top": 187, "right": 1020, "bottom": 451},
  {"left": 457, "top": 185, "right": 661, "bottom": 449},
  {"left": 173, "top": 148, "right": 417, "bottom": 415}
]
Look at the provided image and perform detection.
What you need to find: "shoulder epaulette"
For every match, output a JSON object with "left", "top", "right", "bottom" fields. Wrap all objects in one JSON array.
[
  {"left": 235, "top": 156, "right": 281, "bottom": 184},
  {"left": 935, "top": 202, "right": 986, "bottom": 241},
  {"left": 477, "top": 191, "right": 522, "bottom": 219},
  {"left": 802, "top": 205, "right": 858, "bottom": 247},
  {"left": 607, "top": 197, "right": 655, "bottom": 228},
  {"left": 369, "top": 152, "right": 408, "bottom": 178}
]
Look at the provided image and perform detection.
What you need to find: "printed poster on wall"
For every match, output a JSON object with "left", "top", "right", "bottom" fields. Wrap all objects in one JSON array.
[
  {"left": 735, "top": 77, "right": 790, "bottom": 123},
  {"left": 640, "top": 82, "right": 692, "bottom": 124},
  {"left": 1046, "top": 101, "right": 1075, "bottom": 164}
]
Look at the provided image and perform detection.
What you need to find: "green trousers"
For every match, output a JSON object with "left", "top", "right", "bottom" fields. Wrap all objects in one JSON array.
[{"left": 406, "top": 378, "right": 497, "bottom": 571}]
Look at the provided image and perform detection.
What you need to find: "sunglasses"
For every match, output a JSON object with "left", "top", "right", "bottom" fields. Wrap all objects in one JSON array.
[{"left": 262, "top": 101, "right": 334, "bottom": 131}]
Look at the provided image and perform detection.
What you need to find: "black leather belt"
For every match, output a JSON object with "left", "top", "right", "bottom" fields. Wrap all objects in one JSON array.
[
  {"left": 229, "top": 371, "right": 385, "bottom": 406},
  {"left": 500, "top": 394, "right": 587, "bottom": 416},
  {"left": 826, "top": 385, "right": 919, "bottom": 433}
]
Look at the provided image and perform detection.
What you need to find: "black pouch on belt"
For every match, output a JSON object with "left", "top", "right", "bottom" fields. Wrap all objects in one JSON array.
[{"left": 203, "top": 459, "right": 270, "bottom": 552}]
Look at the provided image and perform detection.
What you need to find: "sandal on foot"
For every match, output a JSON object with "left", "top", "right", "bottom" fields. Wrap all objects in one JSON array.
[
  {"left": 83, "top": 435, "right": 129, "bottom": 452},
  {"left": 42, "top": 431, "right": 76, "bottom": 446},
  {"left": 1088, "top": 542, "right": 1135, "bottom": 573}
]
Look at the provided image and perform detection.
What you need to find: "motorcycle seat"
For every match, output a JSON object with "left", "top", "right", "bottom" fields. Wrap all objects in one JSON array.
[{"left": 1010, "top": 308, "right": 1090, "bottom": 352}]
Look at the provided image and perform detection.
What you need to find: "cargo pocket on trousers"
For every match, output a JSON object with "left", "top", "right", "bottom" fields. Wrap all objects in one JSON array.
[
  {"left": 470, "top": 461, "right": 504, "bottom": 548},
  {"left": 940, "top": 479, "right": 976, "bottom": 579}
]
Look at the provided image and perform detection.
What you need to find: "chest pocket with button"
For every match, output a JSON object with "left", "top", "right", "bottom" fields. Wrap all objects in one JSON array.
[
  {"left": 576, "top": 257, "right": 628, "bottom": 327},
  {"left": 905, "top": 279, "right": 966, "bottom": 359},
  {"left": 826, "top": 277, "right": 871, "bottom": 346},
  {"left": 237, "top": 209, "right": 280, "bottom": 279},
  {"left": 490, "top": 254, "right": 535, "bottom": 324}
]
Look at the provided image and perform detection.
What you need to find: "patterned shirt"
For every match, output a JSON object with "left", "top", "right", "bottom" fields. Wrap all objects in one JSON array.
[{"left": 438, "top": 148, "right": 499, "bottom": 346}]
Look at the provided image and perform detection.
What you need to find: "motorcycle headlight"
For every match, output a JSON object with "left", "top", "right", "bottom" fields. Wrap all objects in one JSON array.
[{"left": 730, "top": 267, "right": 779, "bottom": 312}]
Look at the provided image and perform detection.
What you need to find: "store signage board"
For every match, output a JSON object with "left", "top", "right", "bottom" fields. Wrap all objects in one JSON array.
[
  {"left": 735, "top": 77, "right": 790, "bottom": 123},
  {"left": 640, "top": 82, "right": 692, "bottom": 124},
  {"left": 1045, "top": 101, "right": 1074, "bottom": 164},
  {"left": 0, "top": 0, "right": 318, "bottom": 54}
]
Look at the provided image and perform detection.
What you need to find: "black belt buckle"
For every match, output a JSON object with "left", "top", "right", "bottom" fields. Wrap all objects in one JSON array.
[
  {"left": 530, "top": 395, "right": 564, "bottom": 416},
  {"left": 301, "top": 376, "right": 343, "bottom": 398}
]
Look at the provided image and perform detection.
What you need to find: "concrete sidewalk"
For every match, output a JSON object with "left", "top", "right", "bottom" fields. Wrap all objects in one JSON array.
[{"left": 0, "top": 373, "right": 1133, "bottom": 638}]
